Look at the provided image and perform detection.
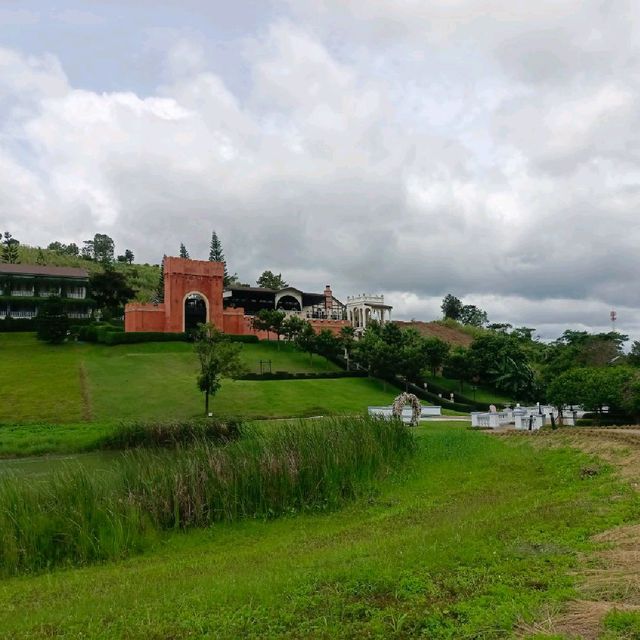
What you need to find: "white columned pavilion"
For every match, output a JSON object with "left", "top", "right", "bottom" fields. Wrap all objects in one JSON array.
[{"left": 346, "top": 294, "right": 392, "bottom": 332}]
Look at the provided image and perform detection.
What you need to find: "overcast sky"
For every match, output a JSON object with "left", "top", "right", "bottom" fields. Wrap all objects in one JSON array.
[{"left": 2, "top": 0, "right": 639, "bottom": 341}]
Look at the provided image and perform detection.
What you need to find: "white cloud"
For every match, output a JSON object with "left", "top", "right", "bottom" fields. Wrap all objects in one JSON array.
[{"left": 3, "top": 2, "right": 640, "bottom": 341}]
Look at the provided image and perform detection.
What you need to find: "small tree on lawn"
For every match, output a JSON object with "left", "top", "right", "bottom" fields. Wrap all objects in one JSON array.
[
  {"left": 295, "top": 321, "right": 317, "bottom": 364},
  {"left": 194, "top": 323, "right": 245, "bottom": 416},
  {"left": 282, "top": 315, "right": 305, "bottom": 342},
  {"left": 36, "top": 296, "right": 69, "bottom": 344},
  {"left": 339, "top": 325, "right": 356, "bottom": 369},
  {"left": 423, "top": 337, "right": 450, "bottom": 377}
]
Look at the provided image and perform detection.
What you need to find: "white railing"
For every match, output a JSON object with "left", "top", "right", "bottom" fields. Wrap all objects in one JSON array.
[
  {"left": 7, "top": 311, "right": 37, "bottom": 319},
  {"left": 68, "top": 312, "right": 91, "bottom": 319},
  {"left": 10, "top": 289, "right": 34, "bottom": 297},
  {"left": 38, "top": 290, "right": 61, "bottom": 298}
]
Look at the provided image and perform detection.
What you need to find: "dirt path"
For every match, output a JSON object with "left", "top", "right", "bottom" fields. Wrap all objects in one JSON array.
[
  {"left": 79, "top": 361, "right": 93, "bottom": 422},
  {"left": 502, "top": 428, "right": 640, "bottom": 639}
]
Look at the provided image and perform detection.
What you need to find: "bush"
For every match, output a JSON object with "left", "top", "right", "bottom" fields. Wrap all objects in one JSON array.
[
  {"left": 225, "top": 334, "right": 259, "bottom": 343},
  {"left": 102, "top": 331, "right": 188, "bottom": 345},
  {"left": 0, "top": 318, "right": 37, "bottom": 332},
  {"left": 99, "top": 419, "right": 243, "bottom": 449}
]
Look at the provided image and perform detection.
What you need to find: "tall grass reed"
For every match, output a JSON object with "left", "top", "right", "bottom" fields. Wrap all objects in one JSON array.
[{"left": 0, "top": 416, "right": 414, "bottom": 575}]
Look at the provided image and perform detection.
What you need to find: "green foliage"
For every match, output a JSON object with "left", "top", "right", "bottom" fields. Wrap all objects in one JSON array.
[
  {"left": 256, "top": 270, "right": 288, "bottom": 289},
  {"left": 459, "top": 303, "right": 488, "bottom": 327},
  {"left": 543, "top": 330, "right": 628, "bottom": 376},
  {"left": 251, "top": 310, "right": 287, "bottom": 348},
  {"left": 314, "top": 328, "right": 341, "bottom": 360},
  {"left": 441, "top": 293, "right": 463, "bottom": 320},
  {"left": 194, "top": 323, "right": 245, "bottom": 414},
  {"left": 36, "top": 296, "right": 70, "bottom": 344},
  {"left": 546, "top": 366, "right": 637, "bottom": 417},
  {"left": 1, "top": 232, "right": 20, "bottom": 264},
  {"left": 0, "top": 416, "right": 414, "bottom": 575},
  {"left": 281, "top": 314, "right": 305, "bottom": 342},
  {"left": 179, "top": 243, "right": 189, "bottom": 259},
  {"left": 89, "top": 266, "right": 136, "bottom": 317},
  {"left": 294, "top": 321, "right": 317, "bottom": 362}
]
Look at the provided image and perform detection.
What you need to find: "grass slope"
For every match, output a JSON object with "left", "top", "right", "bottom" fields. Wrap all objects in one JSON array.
[
  {"left": 0, "top": 334, "right": 392, "bottom": 426},
  {"left": 0, "top": 425, "right": 636, "bottom": 639}
]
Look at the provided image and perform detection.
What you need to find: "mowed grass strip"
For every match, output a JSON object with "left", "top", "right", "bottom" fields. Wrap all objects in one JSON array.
[{"left": 0, "top": 424, "right": 636, "bottom": 639}]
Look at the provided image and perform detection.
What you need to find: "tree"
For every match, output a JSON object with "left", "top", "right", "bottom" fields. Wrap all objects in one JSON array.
[
  {"left": 397, "top": 331, "right": 428, "bottom": 390},
  {"left": 81, "top": 240, "right": 94, "bottom": 260},
  {"left": 155, "top": 255, "right": 166, "bottom": 303},
  {"left": 90, "top": 266, "right": 135, "bottom": 318},
  {"left": 36, "top": 248, "right": 46, "bottom": 265},
  {"left": 66, "top": 242, "right": 80, "bottom": 257},
  {"left": 124, "top": 249, "right": 134, "bottom": 264},
  {"left": 443, "top": 347, "right": 472, "bottom": 392},
  {"left": 208, "top": 230, "right": 235, "bottom": 287},
  {"left": 194, "top": 324, "right": 245, "bottom": 415},
  {"left": 282, "top": 315, "right": 306, "bottom": 342},
  {"left": 459, "top": 304, "right": 488, "bottom": 327},
  {"left": 92, "top": 234, "right": 115, "bottom": 264},
  {"left": 315, "top": 329, "right": 341, "bottom": 360},
  {"left": 2, "top": 232, "right": 19, "bottom": 264},
  {"left": 36, "top": 296, "right": 69, "bottom": 344},
  {"left": 441, "top": 294, "right": 463, "bottom": 320},
  {"left": 339, "top": 326, "right": 356, "bottom": 368},
  {"left": 423, "top": 337, "right": 450, "bottom": 376},
  {"left": 256, "top": 270, "right": 288, "bottom": 290},
  {"left": 628, "top": 341, "right": 640, "bottom": 366},
  {"left": 295, "top": 321, "right": 317, "bottom": 363},
  {"left": 252, "top": 309, "right": 286, "bottom": 348},
  {"left": 179, "top": 243, "right": 190, "bottom": 259}
]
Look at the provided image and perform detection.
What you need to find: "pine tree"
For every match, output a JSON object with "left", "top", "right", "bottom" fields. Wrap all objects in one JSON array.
[
  {"left": 1, "top": 232, "right": 20, "bottom": 264},
  {"left": 155, "top": 255, "right": 166, "bottom": 303},
  {"left": 179, "top": 243, "right": 190, "bottom": 259},
  {"left": 208, "top": 230, "right": 232, "bottom": 286}
]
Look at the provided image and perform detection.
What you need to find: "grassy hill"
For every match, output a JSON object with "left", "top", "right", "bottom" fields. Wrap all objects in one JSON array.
[{"left": 0, "top": 334, "right": 401, "bottom": 426}]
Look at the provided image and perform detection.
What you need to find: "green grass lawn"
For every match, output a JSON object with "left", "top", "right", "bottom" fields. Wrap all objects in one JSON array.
[
  {"left": 426, "top": 374, "right": 515, "bottom": 405},
  {"left": 0, "top": 424, "right": 636, "bottom": 639},
  {"left": 0, "top": 334, "right": 381, "bottom": 425}
]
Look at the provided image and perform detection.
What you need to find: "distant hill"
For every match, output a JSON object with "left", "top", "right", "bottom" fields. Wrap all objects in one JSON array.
[
  {"left": 394, "top": 320, "right": 482, "bottom": 347},
  {"left": 15, "top": 245, "right": 160, "bottom": 303}
]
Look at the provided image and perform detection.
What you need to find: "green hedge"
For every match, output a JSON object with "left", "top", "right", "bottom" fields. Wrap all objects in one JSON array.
[
  {"left": 0, "top": 318, "right": 36, "bottom": 332},
  {"left": 224, "top": 334, "right": 259, "bottom": 343},
  {"left": 102, "top": 331, "right": 188, "bottom": 345},
  {"left": 240, "top": 371, "right": 367, "bottom": 381}
]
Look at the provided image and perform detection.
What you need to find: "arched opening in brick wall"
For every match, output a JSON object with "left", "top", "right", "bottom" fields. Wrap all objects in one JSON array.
[{"left": 184, "top": 292, "right": 208, "bottom": 331}]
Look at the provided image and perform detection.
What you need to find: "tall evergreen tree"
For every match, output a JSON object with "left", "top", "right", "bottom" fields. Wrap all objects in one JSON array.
[
  {"left": 155, "top": 255, "right": 166, "bottom": 303},
  {"left": 179, "top": 243, "right": 190, "bottom": 259},
  {"left": 208, "top": 231, "right": 224, "bottom": 262},
  {"left": 1, "top": 232, "right": 20, "bottom": 264},
  {"left": 209, "top": 230, "right": 234, "bottom": 287}
]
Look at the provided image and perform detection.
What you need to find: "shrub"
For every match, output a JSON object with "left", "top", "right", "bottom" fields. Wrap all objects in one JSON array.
[
  {"left": 99, "top": 419, "right": 243, "bottom": 449},
  {"left": 102, "top": 331, "right": 188, "bottom": 345}
]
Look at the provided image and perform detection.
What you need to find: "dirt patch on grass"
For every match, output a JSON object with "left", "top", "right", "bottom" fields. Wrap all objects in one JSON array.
[
  {"left": 79, "top": 362, "right": 93, "bottom": 422},
  {"left": 509, "top": 428, "right": 640, "bottom": 638},
  {"left": 393, "top": 321, "right": 474, "bottom": 347}
]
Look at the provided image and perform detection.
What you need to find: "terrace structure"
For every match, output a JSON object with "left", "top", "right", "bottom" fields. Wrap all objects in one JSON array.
[{"left": 0, "top": 264, "right": 93, "bottom": 321}]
